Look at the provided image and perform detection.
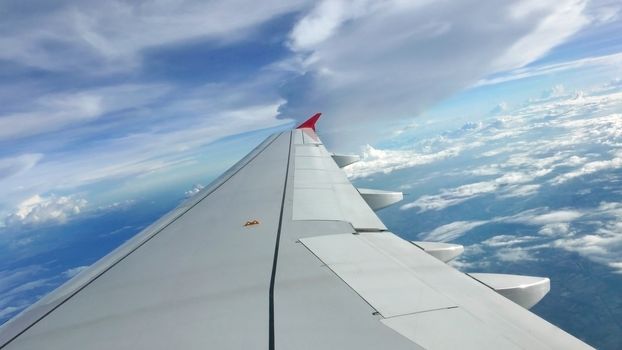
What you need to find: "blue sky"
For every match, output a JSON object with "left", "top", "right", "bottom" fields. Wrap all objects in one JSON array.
[{"left": 1, "top": 0, "right": 622, "bottom": 269}]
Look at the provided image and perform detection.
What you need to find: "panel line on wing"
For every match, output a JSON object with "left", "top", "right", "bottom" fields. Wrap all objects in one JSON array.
[{"left": 268, "top": 131, "right": 293, "bottom": 350}]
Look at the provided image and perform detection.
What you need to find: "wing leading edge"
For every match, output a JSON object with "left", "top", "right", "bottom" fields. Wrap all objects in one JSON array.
[{"left": 0, "top": 114, "right": 593, "bottom": 349}]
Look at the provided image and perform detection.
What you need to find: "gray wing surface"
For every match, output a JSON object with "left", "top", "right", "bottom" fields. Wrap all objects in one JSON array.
[{"left": 0, "top": 125, "right": 593, "bottom": 349}]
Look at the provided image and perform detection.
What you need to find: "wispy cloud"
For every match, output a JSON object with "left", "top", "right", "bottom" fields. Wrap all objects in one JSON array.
[
  {"left": 346, "top": 144, "right": 466, "bottom": 179},
  {"left": 62, "top": 266, "right": 89, "bottom": 279},
  {"left": 401, "top": 172, "right": 543, "bottom": 212},
  {"left": 0, "top": 77, "right": 290, "bottom": 214},
  {"left": 419, "top": 220, "right": 489, "bottom": 242},
  {"left": 0, "top": 0, "right": 309, "bottom": 72},
  {"left": 481, "top": 234, "right": 540, "bottom": 247},
  {"left": 475, "top": 52, "right": 622, "bottom": 87},
  {"left": 0, "top": 265, "right": 48, "bottom": 321},
  {"left": 0, "top": 84, "right": 170, "bottom": 141},
  {"left": 0, "top": 154, "right": 43, "bottom": 181}
]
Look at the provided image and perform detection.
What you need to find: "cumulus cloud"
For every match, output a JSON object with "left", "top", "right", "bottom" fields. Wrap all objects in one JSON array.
[
  {"left": 346, "top": 144, "right": 466, "bottom": 179},
  {"left": 353, "top": 87, "right": 622, "bottom": 215},
  {"left": 3, "top": 194, "right": 87, "bottom": 227}
]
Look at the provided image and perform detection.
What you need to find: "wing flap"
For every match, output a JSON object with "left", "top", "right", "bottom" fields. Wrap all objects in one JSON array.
[
  {"left": 300, "top": 233, "right": 455, "bottom": 317},
  {"left": 301, "top": 231, "right": 591, "bottom": 349}
]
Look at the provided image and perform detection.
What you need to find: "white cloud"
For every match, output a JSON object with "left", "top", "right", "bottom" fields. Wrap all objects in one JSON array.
[
  {"left": 551, "top": 153, "right": 622, "bottom": 184},
  {"left": 0, "top": 84, "right": 170, "bottom": 141},
  {"left": 8, "top": 279, "right": 52, "bottom": 295},
  {"left": 487, "top": 203, "right": 622, "bottom": 271},
  {"left": 345, "top": 143, "right": 466, "bottom": 179},
  {"left": 506, "top": 208, "right": 584, "bottom": 225},
  {"left": 553, "top": 224, "right": 622, "bottom": 268},
  {"left": 401, "top": 171, "right": 540, "bottom": 212},
  {"left": 0, "top": 154, "right": 43, "bottom": 180},
  {"left": 0, "top": 305, "right": 24, "bottom": 319},
  {"left": 476, "top": 52, "right": 622, "bottom": 87},
  {"left": 420, "top": 220, "right": 489, "bottom": 242},
  {"left": 0, "top": 0, "right": 310, "bottom": 72},
  {"left": 541, "top": 84, "right": 567, "bottom": 99},
  {"left": 289, "top": 0, "right": 380, "bottom": 50},
  {"left": 499, "top": 184, "right": 541, "bottom": 198},
  {"left": 355, "top": 87, "right": 622, "bottom": 214},
  {"left": 0, "top": 265, "right": 44, "bottom": 293},
  {"left": 492, "top": 0, "right": 588, "bottom": 69},
  {"left": 608, "top": 262, "right": 622, "bottom": 274},
  {"left": 184, "top": 184, "right": 205, "bottom": 198},
  {"left": 0, "top": 265, "right": 52, "bottom": 322},
  {"left": 495, "top": 246, "right": 537, "bottom": 262},
  {"left": 0, "top": 77, "right": 290, "bottom": 211},
  {"left": 448, "top": 244, "right": 490, "bottom": 270},
  {"left": 62, "top": 266, "right": 89, "bottom": 279},
  {"left": 482, "top": 234, "right": 539, "bottom": 247},
  {"left": 538, "top": 223, "right": 571, "bottom": 236},
  {"left": 3, "top": 194, "right": 87, "bottom": 227},
  {"left": 282, "top": 0, "right": 593, "bottom": 141},
  {"left": 548, "top": 203, "right": 622, "bottom": 270}
]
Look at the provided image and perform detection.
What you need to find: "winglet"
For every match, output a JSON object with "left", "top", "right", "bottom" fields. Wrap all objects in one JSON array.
[{"left": 296, "top": 113, "right": 322, "bottom": 131}]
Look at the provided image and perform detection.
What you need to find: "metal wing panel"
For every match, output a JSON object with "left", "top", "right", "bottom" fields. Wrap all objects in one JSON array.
[
  {"left": 300, "top": 233, "right": 454, "bottom": 318},
  {"left": 291, "top": 131, "right": 386, "bottom": 231},
  {"left": 1, "top": 132, "right": 291, "bottom": 349},
  {"left": 300, "top": 231, "right": 592, "bottom": 349}
]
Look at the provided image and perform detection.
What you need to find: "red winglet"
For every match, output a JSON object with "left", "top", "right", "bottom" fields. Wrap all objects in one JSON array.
[{"left": 296, "top": 113, "right": 322, "bottom": 131}]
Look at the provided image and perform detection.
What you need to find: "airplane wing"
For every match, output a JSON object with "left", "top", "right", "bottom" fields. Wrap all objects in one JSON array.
[{"left": 0, "top": 114, "right": 593, "bottom": 349}]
